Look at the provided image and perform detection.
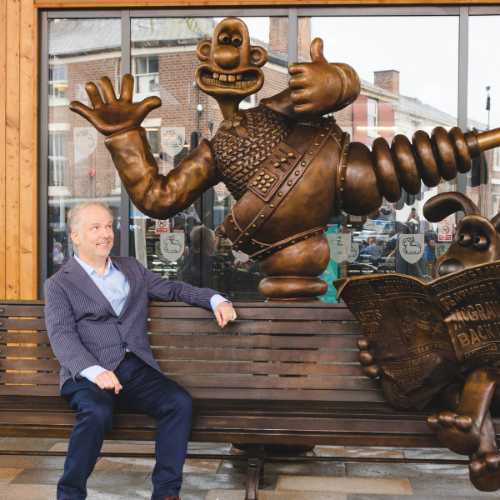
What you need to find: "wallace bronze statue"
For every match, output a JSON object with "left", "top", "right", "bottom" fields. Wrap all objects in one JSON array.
[
  {"left": 69, "top": 17, "right": 500, "bottom": 301},
  {"left": 335, "top": 192, "right": 500, "bottom": 492}
]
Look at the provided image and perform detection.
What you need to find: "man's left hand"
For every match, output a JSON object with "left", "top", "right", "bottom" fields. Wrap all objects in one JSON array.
[{"left": 214, "top": 302, "right": 237, "bottom": 328}]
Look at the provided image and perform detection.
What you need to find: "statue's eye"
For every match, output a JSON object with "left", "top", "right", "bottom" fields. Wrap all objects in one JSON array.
[
  {"left": 232, "top": 34, "right": 242, "bottom": 46},
  {"left": 218, "top": 32, "right": 230, "bottom": 44}
]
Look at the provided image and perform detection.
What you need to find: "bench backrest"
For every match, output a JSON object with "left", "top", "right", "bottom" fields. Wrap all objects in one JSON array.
[{"left": 0, "top": 300, "right": 387, "bottom": 403}]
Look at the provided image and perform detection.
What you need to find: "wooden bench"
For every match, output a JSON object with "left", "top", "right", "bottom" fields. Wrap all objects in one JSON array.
[{"left": 0, "top": 299, "right": 493, "bottom": 499}]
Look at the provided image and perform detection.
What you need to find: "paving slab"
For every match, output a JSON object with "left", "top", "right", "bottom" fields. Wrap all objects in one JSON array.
[
  {"left": 0, "top": 455, "right": 66, "bottom": 470},
  {"left": 277, "top": 476, "right": 413, "bottom": 495},
  {"left": 181, "top": 472, "right": 277, "bottom": 492},
  {"left": 206, "top": 491, "right": 347, "bottom": 500},
  {"left": 403, "top": 447, "right": 464, "bottom": 461},
  {"left": 346, "top": 461, "right": 470, "bottom": 479},
  {"left": 0, "top": 438, "right": 66, "bottom": 452},
  {"left": 219, "top": 458, "right": 345, "bottom": 477},
  {"left": 8, "top": 468, "right": 150, "bottom": 488},
  {"left": 94, "top": 456, "right": 221, "bottom": 473},
  {"left": 315, "top": 447, "right": 404, "bottom": 459},
  {"left": 0, "top": 484, "right": 57, "bottom": 500}
]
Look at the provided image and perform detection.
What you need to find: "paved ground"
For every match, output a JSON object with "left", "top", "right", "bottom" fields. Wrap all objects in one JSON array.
[{"left": 0, "top": 438, "right": 497, "bottom": 499}]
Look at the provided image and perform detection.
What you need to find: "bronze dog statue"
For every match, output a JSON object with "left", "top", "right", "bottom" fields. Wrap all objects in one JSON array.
[{"left": 341, "top": 192, "right": 500, "bottom": 492}]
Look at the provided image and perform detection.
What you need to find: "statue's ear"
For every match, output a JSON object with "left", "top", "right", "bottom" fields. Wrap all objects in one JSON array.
[
  {"left": 196, "top": 40, "right": 212, "bottom": 62},
  {"left": 250, "top": 46, "right": 267, "bottom": 68}
]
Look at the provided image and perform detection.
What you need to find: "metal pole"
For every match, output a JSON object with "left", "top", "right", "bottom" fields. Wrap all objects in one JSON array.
[{"left": 120, "top": 11, "right": 131, "bottom": 257}]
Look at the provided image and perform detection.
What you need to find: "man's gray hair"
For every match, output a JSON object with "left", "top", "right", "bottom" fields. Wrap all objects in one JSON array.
[{"left": 67, "top": 201, "right": 113, "bottom": 235}]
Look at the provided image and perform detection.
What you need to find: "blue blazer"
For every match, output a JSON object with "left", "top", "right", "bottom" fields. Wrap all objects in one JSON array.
[{"left": 44, "top": 256, "right": 220, "bottom": 389}]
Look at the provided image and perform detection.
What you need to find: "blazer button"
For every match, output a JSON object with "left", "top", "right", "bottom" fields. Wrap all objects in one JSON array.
[{"left": 117, "top": 320, "right": 122, "bottom": 325}]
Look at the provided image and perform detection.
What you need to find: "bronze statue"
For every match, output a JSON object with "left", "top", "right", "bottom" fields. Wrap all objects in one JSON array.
[
  {"left": 69, "top": 16, "right": 500, "bottom": 303},
  {"left": 335, "top": 192, "right": 500, "bottom": 492}
]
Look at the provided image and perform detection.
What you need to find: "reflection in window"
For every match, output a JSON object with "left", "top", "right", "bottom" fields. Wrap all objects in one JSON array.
[
  {"left": 468, "top": 16, "right": 500, "bottom": 220},
  {"left": 297, "top": 15, "right": 459, "bottom": 300},
  {"left": 48, "top": 132, "right": 67, "bottom": 187},
  {"left": 129, "top": 17, "right": 288, "bottom": 301},
  {"left": 134, "top": 55, "right": 159, "bottom": 94},
  {"left": 49, "top": 65, "right": 68, "bottom": 100},
  {"left": 367, "top": 97, "right": 378, "bottom": 138},
  {"left": 146, "top": 128, "right": 160, "bottom": 158},
  {"left": 47, "top": 18, "right": 122, "bottom": 278}
]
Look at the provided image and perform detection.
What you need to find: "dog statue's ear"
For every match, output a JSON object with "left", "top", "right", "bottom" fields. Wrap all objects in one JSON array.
[
  {"left": 423, "top": 192, "right": 480, "bottom": 222},
  {"left": 491, "top": 212, "right": 500, "bottom": 234}
]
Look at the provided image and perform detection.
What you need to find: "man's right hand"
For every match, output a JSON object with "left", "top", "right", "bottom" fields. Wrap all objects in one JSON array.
[
  {"left": 69, "top": 74, "right": 162, "bottom": 136},
  {"left": 94, "top": 371, "right": 123, "bottom": 394}
]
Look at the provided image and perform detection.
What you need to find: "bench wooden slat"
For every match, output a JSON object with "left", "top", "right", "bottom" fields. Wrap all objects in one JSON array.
[
  {"left": 147, "top": 307, "right": 356, "bottom": 321},
  {"left": 149, "top": 335, "right": 358, "bottom": 349},
  {"left": 0, "top": 331, "right": 361, "bottom": 347},
  {"left": 0, "top": 346, "right": 359, "bottom": 363},
  {"left": 0, "top": 385, "right": 386, "bottom": 401},
  {"left": 0, "top": 319, "right": 47, "bottom": 331},
  {"left": 0, "top": 386, "right": 60, "bottom": 396},
  {"left": 160, "top": 361, "right": 364, "bottom": 376},
  {"left": 0, "top": 372, "right": 382, "bottom": 391},
  {"left": 0, "top": 319, "right": 363, "bottom": 336},
  {"left": 147, "top": 320, "right": 361, "bottom": 335},
  {"left": 0, "top": 373, "right": 60, "bottom": 384},
  {"left": 151, "top": 348, "right": 359, "bottom": 363},
  {"left": 0, "top": 305, "right": 45, "bottom": 317},
  {"left": 1, "top": 359, "right": 364, "bottom": 376},
  {"left": 0, "top": 332, "right": 49, "bottom": 343},
  {"left": 170, "top": 375, "right": 382, "bottom": 391},
  {"left": 0, "top": 346, "right": 54, "bottom": 357},
  {"left": 0, "top": 359, "right": 60, "bottom": 370}
]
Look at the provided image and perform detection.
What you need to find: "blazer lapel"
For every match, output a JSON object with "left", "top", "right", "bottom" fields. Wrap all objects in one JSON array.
[
  {"left": 64, "top": 256, "right": 117, "bottom": 317},
  {"left": 111, "top": 257, "right": 137, "bottom": 317}
]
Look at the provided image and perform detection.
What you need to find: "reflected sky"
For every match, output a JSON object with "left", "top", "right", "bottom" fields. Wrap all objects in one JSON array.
[{"left": 309, "top": 17, "right": 459, "bottom": 119}]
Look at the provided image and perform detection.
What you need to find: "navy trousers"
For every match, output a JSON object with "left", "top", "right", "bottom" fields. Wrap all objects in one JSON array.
[{"left": 57, "top": 354, "right": 193, "bottom": 500}]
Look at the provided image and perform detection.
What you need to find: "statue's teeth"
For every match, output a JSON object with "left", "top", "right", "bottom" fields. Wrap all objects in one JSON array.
[
  {"left": 236, "top": 74, "right": 242, "bottom": 81},
  {"left": 228, "top": 75, "right": 235, "bottom": 83},
  {"left": 219, "top": 74, "right": 227, "bottom": 82},
  {"left": 213, "top": 72, "right": 219, "bottom": 80}
]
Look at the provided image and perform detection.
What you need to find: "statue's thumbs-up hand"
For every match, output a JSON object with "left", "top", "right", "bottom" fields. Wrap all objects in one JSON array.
[
  {"left": 288, "top": 38, "right": 342, "bottom": 116},
  {"left": 70, "top": 74, "right": 162, "bottom": 136}
]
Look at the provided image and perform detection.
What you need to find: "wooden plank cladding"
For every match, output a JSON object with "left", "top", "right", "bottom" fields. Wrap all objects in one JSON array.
[
  {"left": 0, "top": 300, "right": 378, "bottom": 402},
  {"left": 32, "top": 0, "right": 500, "bottom": 8},
  {"left": 0, "top": 0, "right": 37, "bottom": 300}
]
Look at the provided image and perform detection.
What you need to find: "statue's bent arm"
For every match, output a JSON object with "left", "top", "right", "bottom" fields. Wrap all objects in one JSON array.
[{"left": 105, "top": 127, "right": 218, "bottom": 219}]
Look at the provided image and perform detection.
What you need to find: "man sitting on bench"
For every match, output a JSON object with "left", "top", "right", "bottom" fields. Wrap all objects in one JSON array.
[{"left": 44, "top": 200, "right": 236, "bottom": 500}]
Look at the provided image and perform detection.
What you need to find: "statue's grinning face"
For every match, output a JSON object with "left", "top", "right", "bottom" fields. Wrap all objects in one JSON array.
[{"left": 195, "top": 18, "right": 267, "bottom": 103}]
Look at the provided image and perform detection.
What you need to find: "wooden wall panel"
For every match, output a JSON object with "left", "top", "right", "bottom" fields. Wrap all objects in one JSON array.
[
  {"left": 0, "top": 0, "right": 37, "bottom": 300},
  {"left": 0, "top": 0, "right": 6, "bottom": 300},
  {"left": 19, "top": 0, "right": 37, "bottom": 300},
  {"left": 33, "top": 0, "right": 500, "bottom": 7},
  {"left": 5, "top": 0, "right": 20, "bottom": 300}
]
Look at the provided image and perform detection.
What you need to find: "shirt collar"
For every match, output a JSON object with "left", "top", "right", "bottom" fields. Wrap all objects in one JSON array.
[{"left": 74, "top": 254, "right": 113, "bottom": 277}]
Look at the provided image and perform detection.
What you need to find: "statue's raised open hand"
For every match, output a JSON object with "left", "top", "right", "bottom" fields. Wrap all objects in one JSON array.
[{"left": 69, "top": 74, "right": 161, "bottom": 136}]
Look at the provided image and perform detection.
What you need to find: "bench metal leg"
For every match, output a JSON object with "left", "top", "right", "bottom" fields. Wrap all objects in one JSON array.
[{"left": 245, "top": 444, "right": 265, "bottom": 500}]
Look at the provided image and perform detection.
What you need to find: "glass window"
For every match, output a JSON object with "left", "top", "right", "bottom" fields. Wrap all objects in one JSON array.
[
  {"left": 49, "top": 65, "right": 68, "bottom": 100},
  {"left": 298, "top": 16, "right": 460, "bottom": 300},
  {"left": 467, "top": 16, "right": 500, "bottom": 220},
  {"left": 133, "top": 55, "right": 160, "bottom": 96},
  {"left": 130, "top": 16, "right": 288, "bottom": 301},
  {"left": 367, "top": 97, "right": 378, "bottom": 138},
  {"left": 47, "top": 18, "right": 122, "bottom": 277}
]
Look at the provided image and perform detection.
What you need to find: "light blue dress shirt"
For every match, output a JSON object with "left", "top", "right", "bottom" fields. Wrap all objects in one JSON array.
[{"left": 75, "top": 255, "right": 229, "bottom": 383}]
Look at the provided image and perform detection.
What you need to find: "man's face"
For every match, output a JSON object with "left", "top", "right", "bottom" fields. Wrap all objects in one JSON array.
[{"left": 71, "top": 206, "right": 114, "bottom": 262}]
